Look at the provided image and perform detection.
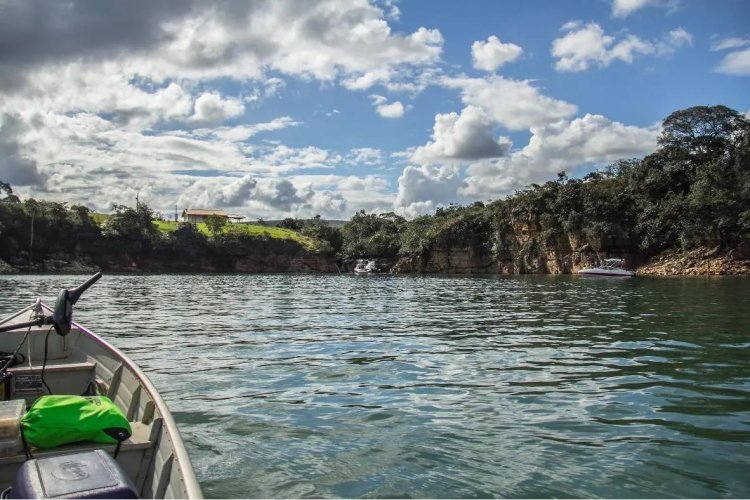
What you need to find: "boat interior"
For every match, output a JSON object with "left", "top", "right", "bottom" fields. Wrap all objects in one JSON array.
[{"left": 0, "top": 325, "right": 195, "bottom": 498}]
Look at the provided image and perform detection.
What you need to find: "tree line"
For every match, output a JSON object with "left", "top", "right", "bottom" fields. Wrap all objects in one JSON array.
[
  {"left": 336, "top": 105, "right": 750, "bottom": 261},
  {"left": 2, "top": 105, "right": 748, "bottom": 270}
]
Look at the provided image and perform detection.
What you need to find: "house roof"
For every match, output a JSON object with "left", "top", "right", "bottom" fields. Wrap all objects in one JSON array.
[
  {"left": 182, "top": 209, "right": 228, "bottom": 217},
  {"left": 181, "top": 209, "right": 245, "bottom": 220}
]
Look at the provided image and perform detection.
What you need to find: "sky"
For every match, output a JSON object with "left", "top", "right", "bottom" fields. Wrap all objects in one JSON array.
[{"left": 1, "top": 0, "right": 748, "bottom": 221}]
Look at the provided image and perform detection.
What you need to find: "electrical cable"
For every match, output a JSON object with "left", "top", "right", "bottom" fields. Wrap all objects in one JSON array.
[
  {"left": 40, "top": 326, "right": 53, "bottom": 395},
  {"left": 0, "top": 326, "right": 31, "bottom": 374}
]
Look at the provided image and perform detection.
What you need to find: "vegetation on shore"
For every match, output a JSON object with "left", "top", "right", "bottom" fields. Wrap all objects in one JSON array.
[
  {"left": 0, "top": 197, "right": 326, "bottom": 272},
  {"left": 340, "top": 105, "right": 750, "bottom": 271},
  {"left": 1, "top": 105, "right": 748, "bottom": 274}
]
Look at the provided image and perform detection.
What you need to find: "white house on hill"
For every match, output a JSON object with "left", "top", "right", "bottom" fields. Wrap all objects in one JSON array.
[{"left": 182, "top": 209, "right": 244, "bottom": 223}]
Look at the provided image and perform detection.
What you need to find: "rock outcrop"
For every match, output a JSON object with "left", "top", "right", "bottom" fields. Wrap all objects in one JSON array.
[
  {"left": 0, "top": 258, "right": 17, "bottom": 274},
  {"left": 638, "top": 247, "right": 750, "bottom": 276}
]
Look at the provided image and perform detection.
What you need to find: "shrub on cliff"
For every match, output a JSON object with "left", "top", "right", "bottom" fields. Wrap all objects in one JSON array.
[
  {"left": 400, "top": 203, "right": 492, "bottom": 255},
  {"left": 341, "top": 211, "right": 405, "bottom": 258},
  {"left": 626, "top": 105, "right": 750, "bottom": 252}
]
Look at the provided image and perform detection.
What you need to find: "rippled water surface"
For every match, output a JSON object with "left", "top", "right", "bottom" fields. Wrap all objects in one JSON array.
[{"left": 1, "top": 274, "right": 749, "bottom": 498}]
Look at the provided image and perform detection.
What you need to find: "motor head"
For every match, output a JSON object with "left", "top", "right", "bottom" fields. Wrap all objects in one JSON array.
[
  {"left": 51, "top": 272, "right": 102, "bottom": 336},
  {"left": 52, "top": 288, "right": 73, "bottom": 336}
]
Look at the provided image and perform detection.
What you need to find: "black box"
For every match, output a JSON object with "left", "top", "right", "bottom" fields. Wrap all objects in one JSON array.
[{"left": 8, "top": 449, "right": 138, "bottom": 498}]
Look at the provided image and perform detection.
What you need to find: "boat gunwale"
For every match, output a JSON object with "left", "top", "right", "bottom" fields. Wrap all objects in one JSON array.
[{"left": 39, "top": 302, "right": 204, "bottom": 499}]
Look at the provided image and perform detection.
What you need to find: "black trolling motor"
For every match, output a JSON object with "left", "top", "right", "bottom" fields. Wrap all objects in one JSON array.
[{"left": 0, "top": 272, "right": 103, "bottom": 335}]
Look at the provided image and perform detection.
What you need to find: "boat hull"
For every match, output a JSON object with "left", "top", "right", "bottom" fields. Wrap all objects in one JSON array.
[
  {"left": 0, "top": 304, "right": 203, "bottom": 499},
  {"left": 578, "top": 269, "right": 635, "bottom": 277}
]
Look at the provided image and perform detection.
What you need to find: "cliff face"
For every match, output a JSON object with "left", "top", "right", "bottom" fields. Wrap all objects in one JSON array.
[
  {"left": 392, "top": 218, "right": 750, "bottom": 276},
  {"left": 392, "top": 215, "right": 641, "bottom": 274}
]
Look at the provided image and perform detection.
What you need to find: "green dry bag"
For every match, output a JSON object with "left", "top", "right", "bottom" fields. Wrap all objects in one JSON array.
[{"left": 21, "top": 395, "right": 131, "bottom": 449}]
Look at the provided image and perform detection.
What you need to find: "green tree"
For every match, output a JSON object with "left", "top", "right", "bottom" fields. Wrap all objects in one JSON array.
[
  {"left": 341, "top": 211, "right": 405, "bottom": 258},
  {"left": 659, "top": 105, "right": 750, "bottom": 161},
  {"left": 278, "top": 217, "right": 303, "bottom": 231},
  {"left": 103, "top": 203, "right": 161, "bottom": 255},
  {"left": 205, "top": 214, "right": 228, "bottom": 236},
  {"left": 0, "top": 181, "right": 20, "bottom": 203},
  {"left": 300, "top": 218, "right": 342, "bottom": 256}
]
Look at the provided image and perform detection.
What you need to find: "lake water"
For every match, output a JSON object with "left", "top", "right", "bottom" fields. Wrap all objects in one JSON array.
[{"left": 1, "top": 274, "right": 749, "bottom": 498}]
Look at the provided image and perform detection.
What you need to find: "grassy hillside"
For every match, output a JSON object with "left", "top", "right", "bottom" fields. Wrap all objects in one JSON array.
[{"left": 93, "top": 214, "right": 316, "bottom": 249}]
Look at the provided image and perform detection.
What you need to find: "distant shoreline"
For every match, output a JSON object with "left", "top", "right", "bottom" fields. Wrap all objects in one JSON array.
[{"left": 2, "top": 248, "right": 747, "bottom": 276}]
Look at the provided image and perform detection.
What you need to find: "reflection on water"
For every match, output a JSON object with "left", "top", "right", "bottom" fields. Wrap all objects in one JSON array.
[{"left": 1, "top": 274, "right": 749, "bottom": 498}]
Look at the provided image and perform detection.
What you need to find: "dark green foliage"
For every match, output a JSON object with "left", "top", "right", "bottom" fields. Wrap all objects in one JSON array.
[
  {"left": 0, "top": 181, "right": 19, "bottom": 203},
  {"left": 399, "top": 204, "right": 491, "bottom": 255},
  {"left": 340, "top": 211, "right": 405, "bottom": 258},
  {"left": 629, "top": 105, "right": 750, "bottom": 251},
  {"left": 299, "top": 217, "right": 342, "bottom": 256},
  {"left": 204, "top": 214, "right": 228, "bottom": 236},
  {"left": 0, "top": 194, "right": 316, "bottom": 270},
  {"left": 275, "top": 216, "right": 342, "bottom": 255},
  {"left": 278, "top": 217, "right": 302, "bottom": 231},
  {"left": 165, "top": 223, "right": 211, "bottom": 260},
  {"left": 364, "top": 105, "right": 750, "bottom": 260},
  {"left": 0, "top": 196, "right": 106, "bottom": 264},
  {"left": 102, "top": 204, "right": 161, "bottom": 256}
]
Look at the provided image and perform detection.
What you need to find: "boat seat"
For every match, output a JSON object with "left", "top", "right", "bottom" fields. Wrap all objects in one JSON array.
[
  {"left": 7, "top": 354, "right": 97, "bottom": 405},
  {"left": 0, "top": 421, "right": 152, "bottom": 466}
]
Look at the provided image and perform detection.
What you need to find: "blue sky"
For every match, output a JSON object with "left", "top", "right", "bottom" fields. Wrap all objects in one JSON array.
[{"left": 1, "top": 0, "right": 748, "bottom": 219}]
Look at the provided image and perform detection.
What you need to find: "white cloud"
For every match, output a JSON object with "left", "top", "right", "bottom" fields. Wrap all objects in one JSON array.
[
  {"left": 461, "top": 114, "right": 658, "bottom": 199},
  {"left": 443, "top": 76, "right": 577, "bottom": 130},
  {"left": 349, "top": 148, "right": 383, "bottom": 165},
  {"left": 208, "top": 117, "right": 302, "bottom": 142},
  {"left": 655, "top": 28, "right": 693, "bottom": 56},
  {"left": 714, "top": 47, "right": 750, "bottom": 76},
  {"left": 551, "top": 22, "right": 691, "bottom": 72},
  {"left": 711, "top": 36, "right": 750, "bottom": 76},
  {"left": 369, "top": 95, "right": 406, "bottom": 118},
  {"left": 612, "top": 0, "right": 654, "bottom": 17},
  {"left": 394, "top": 165, "right": 465, "bottom": 216},
  {"left": 190, "top": 92, "right": 245, "bottom": 126},
  {"left": 3, "top": 64, "right": 195, "bottom": 130},
  {"left": 292, "top": 173, "right": 394, "bottom": 215},
  {"left": 189, "top": 174, "right": 258, "bottom": 208},
  {"left": 391, "top": 112, "right": 658, "bottom": 211},
  {"left": 552, "top": 23, "right": 650, "bottom": 71},
  {"left": 411, "top": 106, "right": 511, "bottom": 164},
  {"left": 2, "top": 1, "right": 444, "bottom": 95},
  {"left": 471, "top": 36, "right": 523, "bottom": 72},
  {"left": 611, "top": 0, "right": 681, "bottom": 18},
  {"left": 711, "top": 36, "right": 750, "bottom": 52},
  {"left": 377, "top": 101, "right": 406, "bottom": 118},
  {"left": 178, "top": 174, "right": 348, "bottom": 217},
  {"left": 0, "top": 113, "right": 46, "bottom": 187}
]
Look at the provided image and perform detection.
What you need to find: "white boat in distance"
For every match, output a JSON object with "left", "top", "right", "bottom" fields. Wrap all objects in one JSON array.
[
  {"left": 578, "top": 258, "right": 635, "bottom": 277},
  {"left": 353, "top": 259, "right": 379, "bottom": 274},
  {"left": 0, "top": 273, "right": 202, "bottom": 499}
]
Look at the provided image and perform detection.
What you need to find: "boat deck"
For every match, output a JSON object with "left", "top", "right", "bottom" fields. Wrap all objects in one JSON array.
[{"left": 0, "top": 326, "right": 200, "bottom": 498}]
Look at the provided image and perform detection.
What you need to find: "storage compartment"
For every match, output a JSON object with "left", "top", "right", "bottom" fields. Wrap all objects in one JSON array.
[
  {"left": 7, "top": 449, "right": 138, "bottom": 499},
  {"left": 0, "top": 400, "right": 24, "bottom": 439},
  {"left": 0, "top": 435, "right": 22, "bottom": 457}
]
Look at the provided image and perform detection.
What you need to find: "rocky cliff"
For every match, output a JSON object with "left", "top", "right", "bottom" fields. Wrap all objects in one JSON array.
[{"left": 392, "top": 215, "right": 642, "bottom": 275}]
